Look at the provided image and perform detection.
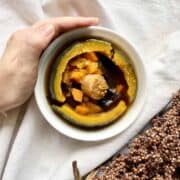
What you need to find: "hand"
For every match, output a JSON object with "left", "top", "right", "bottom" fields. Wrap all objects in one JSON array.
[{"left": 0, "top": 17, "right": 99, "bottom": 112}]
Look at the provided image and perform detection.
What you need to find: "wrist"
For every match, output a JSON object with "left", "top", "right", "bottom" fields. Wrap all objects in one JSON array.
[{"left": 0, "top": 61, "right": 14, "bottom": 111}]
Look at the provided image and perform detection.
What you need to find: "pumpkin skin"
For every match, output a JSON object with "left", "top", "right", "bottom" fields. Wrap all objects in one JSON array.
[
  {"left": 112, "top": 49, "right": 137, "bottom": 103},
  {"left": 52, "top": 100, "right": 127, "bottom": 127},
  {"left": 49, "top": 39, "right": 137, "bottom": 127}
]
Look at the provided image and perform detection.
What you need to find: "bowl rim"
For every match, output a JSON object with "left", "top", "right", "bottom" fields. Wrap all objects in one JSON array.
[{"left": 35, "top": 26, "right": 147, "bottom": 141}]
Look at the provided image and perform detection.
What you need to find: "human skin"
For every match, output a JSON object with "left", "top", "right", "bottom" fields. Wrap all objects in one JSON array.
[{"left": 0, "top": 17, "right": 99, "bottom": 112}]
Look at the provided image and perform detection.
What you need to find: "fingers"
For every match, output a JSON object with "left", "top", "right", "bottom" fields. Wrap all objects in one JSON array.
[
  {"left": 30, "top": 16, "right": 99, "bottom": 53},
  {"left": 3, "top": 17, "right": 99, "bottom": 60},
  {"left": 33, "top": 17, "right": 99, "bottom": 36},
  {"left": 53, "top": 16, "right": 99, "bottom": 35}
]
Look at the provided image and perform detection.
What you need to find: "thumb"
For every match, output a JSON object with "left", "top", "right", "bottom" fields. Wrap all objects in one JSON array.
[{"left": 31, "top": 23, "right": 56, "bottom": 53}]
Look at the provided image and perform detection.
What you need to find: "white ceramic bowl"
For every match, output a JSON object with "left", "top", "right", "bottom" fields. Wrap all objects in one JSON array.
[{"left": 35, "top": 26, "right": 146, "bottom": 141}]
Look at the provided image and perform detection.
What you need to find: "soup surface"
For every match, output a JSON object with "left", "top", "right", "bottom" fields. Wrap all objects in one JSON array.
[{"left": 46, "top": 39, "right": 137, "bottom": 128}]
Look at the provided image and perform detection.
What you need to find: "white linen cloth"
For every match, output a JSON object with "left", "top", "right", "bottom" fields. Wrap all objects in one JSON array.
[{"left": 0, "top": 0, "right": 180, "bottom": 179}]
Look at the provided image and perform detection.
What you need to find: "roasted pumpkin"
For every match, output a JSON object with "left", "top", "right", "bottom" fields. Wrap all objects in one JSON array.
[
  {"left": 48, "top": 39, "right": 137, "bottom": 128},
  {"left": 52, "top": 101, "right": 127, "bottom": 127}
]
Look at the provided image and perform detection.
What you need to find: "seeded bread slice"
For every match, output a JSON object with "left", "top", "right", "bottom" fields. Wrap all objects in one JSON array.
[{"left": 84, "top": 90, "right": 180, "bottom": 180}]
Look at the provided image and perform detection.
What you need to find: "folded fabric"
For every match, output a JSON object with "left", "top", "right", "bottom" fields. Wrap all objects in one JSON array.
[{"left": 0, "top": 0, "right": 180, "bottom": 180}]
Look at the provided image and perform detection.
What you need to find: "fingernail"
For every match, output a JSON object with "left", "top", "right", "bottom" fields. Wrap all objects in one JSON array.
[
  {"left": 88, "top": 17, "right": 99, "bottom": 25},
  {"left": 39, "top": 24, "right": 55, "bottom": 36},
  {"left": 93, "top": 18, "right": 99, "bottom": 24}
]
